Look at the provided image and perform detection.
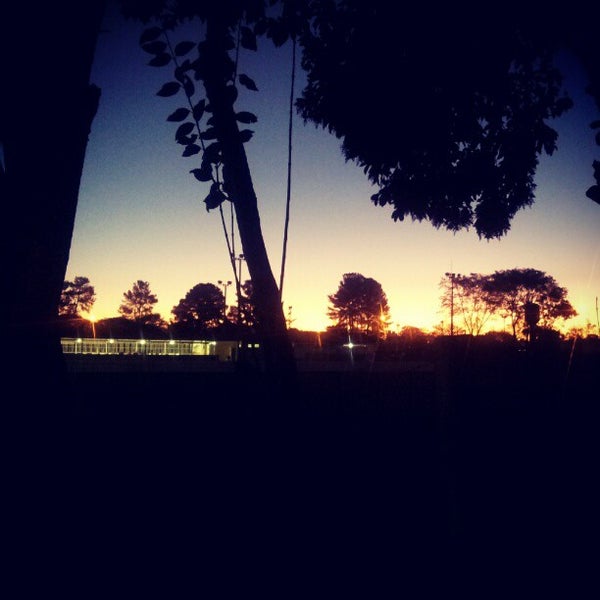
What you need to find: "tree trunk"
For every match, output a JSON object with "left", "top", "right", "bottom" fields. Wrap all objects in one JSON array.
[
  {"left": 1, "top": 2, "right": 105, "bottom": 406},
  {"left": 203, "top": 18, "right": 296, "bottom": 381},
  {"left": 2, "top": 2, "right": 106, "bottom": 586}
]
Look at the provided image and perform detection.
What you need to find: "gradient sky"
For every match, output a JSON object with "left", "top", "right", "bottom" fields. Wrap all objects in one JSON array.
[{"left": 66, "top": 4, "right": 600, "bottom": 333}]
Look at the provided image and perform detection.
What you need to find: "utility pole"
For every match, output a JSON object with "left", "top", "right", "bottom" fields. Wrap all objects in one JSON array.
[
  {"left": 450, "top": 274, "right": 454, "bottom": 337},
  {"left": 445, "top": 271, "right": 456, "bottom": 337},
  {"left": 218, "top": 280, "right": 232, "bottom": 319},
  {"left": 234, "top": 254, "right": 245, "bottom": 327}
]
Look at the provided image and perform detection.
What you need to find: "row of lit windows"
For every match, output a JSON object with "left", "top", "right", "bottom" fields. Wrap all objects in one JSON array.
[{"left": 61, "top": 338, "right": 221, "bottom": 356}]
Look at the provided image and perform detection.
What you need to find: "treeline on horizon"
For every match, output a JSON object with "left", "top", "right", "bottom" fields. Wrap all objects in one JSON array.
[{"left": 57, "top": 268, "right": 599, "bottom": 342}]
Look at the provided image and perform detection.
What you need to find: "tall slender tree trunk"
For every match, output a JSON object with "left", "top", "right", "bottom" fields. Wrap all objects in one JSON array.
[
  {"left": 1, "top": 2, "right": 105, "bottom": 404},
  {"left": 2, "top": 2, "right": 106, "bottom": 588},
  {"left": 203, "top": 17, "right": 296, "bottom": 380}
]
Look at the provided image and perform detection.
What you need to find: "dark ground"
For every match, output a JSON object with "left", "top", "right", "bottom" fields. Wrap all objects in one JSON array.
[{"left": 7, "top": 342, "right": 599, "bottom": 597}]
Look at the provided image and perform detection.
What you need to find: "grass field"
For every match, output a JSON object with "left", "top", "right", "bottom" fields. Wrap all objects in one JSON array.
[{"left": 8, "top": 340, "right": 598, "bottom": 596}]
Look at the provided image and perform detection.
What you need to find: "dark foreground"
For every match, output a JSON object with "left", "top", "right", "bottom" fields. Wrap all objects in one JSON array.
[{"left": 7, "top": 343, "right": 599, "bottom": 597}]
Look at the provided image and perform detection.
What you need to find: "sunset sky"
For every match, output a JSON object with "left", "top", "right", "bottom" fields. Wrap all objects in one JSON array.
[{"left": 66, "top": 4, "right": 600, "bottom": 334}]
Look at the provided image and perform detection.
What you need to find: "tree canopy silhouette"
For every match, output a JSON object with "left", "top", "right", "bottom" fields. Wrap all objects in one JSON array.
[
  {"left": 485, "top": 268, "right": 577, "bottom": 338},
  {"left": 297, "top": 0, "right": 599, "bottom": 236},
  {"left": 328, "top": 272, "right": 390, "bottom": 338},
  {"left": 439, "top": 268, "right": 577, "bottom": 338},
  {"left": 439, "top": 273, "right": 497, "bottom": 336},
  {"left": 118, "top": 0, "right": 598, "bottom": 374},
  {"left": 171, "top": 282, "right": 225, "bottom": 334},
  {"left": 119, "top": 280, "right": 162, "bottom": 325},
  {"left": 59, "top": 276, "right": 96, "bottom": 318}
]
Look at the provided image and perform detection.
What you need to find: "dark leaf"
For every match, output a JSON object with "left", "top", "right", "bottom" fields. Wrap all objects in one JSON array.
[
  {"left": 254, "top": 19, "right": 268, "bottom": 36},
  {"left": 206, "top": 116, "right": 215, "bottom": 126},
  {"left": 268, "top": 20, "right": 289, "bottom": 47},
  {"left": 182, "top": 144, "right": 201, "bottom": 157},
  {"left": 174, "top": 61, "right": 192, "bottom": 82},
  {"left": 240, "top": 26, "right": 257, "bottom": 51},
  {"left": 183, "top": 77, "right": 195, "bottom": 97},
  {"left": 236, "top": 111, "right": 258, "bottom": 124},
  {"left": 539, "top": 124, "right": 558, "bottom": 155},
  {"left": 157, "top": 81, "right": 181, "bottom": 97},
  {"left": 200, "top": 127, "right": 218, "bottom": 140},
  {"left": 176, "top": 133, "right": 197, "bottom": 145},
  {"left": 239, "top": 129, "right": 254, "bottom": 143},
  {"left": 203, "top": 142, "right": 221, "bottom": 163},
  {"left": 190, "top": 57, "right": 206, "bottom": 81},
  {"left": 149, "top": 53, "right": 171, "bottom": 67},
  {"left": 200, "top": 155, "right": 213, "bottom": 174},
  {"left": 586, "top": 185, "right": 600, "bottom": 205},
  {"left": 190, "top": 163, "right": 213, "bottom": 182},
  {"left": 167, "top": 108, "right": 190, "bottom": 122},
  {"left": 174, "top": 40, "right": 195, "bottom": 56},
  {"left": 140, "top": 27, "right": 163, "bottom": 45},
  {"left": 238, "top": 73, "right": 258, "bottom": 92},
  {"left": 142, "top": 40, "right": 167, "bottom": 54},
  {"left": 203, "top": 184, "right": 226, "bottom": 211},
  {"left": 179, "top": 58, "right": 192, "bottom": 72},
  {"left": 193, "top": 99, "right": 206, "bottom": 121},
  {"left": 175, "top": 122, "right": 195, "bottom": 140}
]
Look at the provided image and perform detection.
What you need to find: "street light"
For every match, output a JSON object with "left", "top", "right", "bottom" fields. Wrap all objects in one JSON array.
[
  {"left": 218, "top": 280, "right": 232, "bottom": 316},
  {"left": 235, "top": 254, "right": 245, "bottom": 285}
]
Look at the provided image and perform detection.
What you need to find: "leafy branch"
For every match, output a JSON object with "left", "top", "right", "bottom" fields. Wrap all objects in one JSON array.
[{"left": 139, "top": 22, "right": 259, "bottom": 213}]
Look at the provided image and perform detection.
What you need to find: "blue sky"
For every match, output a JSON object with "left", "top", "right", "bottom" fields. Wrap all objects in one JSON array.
[{"left": 66, "top": 4, "right": 600, "bottom": 333}]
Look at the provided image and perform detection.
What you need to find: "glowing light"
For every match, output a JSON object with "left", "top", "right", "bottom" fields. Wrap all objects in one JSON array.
[{"left": 87, "top": 314, "right": 97, "bottom": 338}]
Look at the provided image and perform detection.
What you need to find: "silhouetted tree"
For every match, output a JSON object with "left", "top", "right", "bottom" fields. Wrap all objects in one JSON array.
[
  {"left": 485, "top": 268, "right": 577, "bottom": 338},
  {"left": 118, "top": 0, "right": 599, "bottom": 375},
  {"left": 119, "top": 280, "right": 161, "bottom": 325},
  {"left": 237, "top": 279, "right": 258, "bottom": 328},
  {"left": 297, "top": 1, "right": 599, "bottom": 236},
  {"left": 171, "top": 282, "right": 225, "bottom": 334},
  {"left": 328, "top": 273, "right": 390, "bottom": 338},
  {"left": 439, "top": 273, "right": 497, "bottom": 336},
  {"left": 119, "top": 0, "right": 297, "bottom": 377},
  {"left": 59, "top": 276, "right": 96, "bottom": 318},
  {"left": 221, "top": 280, "right": 256, "bottom": 329}
]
